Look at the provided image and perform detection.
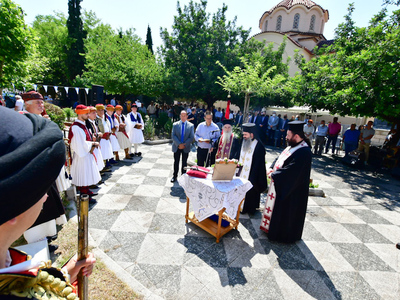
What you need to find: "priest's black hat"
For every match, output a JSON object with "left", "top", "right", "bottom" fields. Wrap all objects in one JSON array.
[
  {"left": 222, "top": 119, "right": 233, "bottom": 126},
  {"left": 288, "top": 121, "right": 306, "bottom": 134},
  {"left": 242, "top": 123, "right": 256, "bottom": 133},
  {"left": 0, "top": 107, "right": 65, "bottom": 225}
]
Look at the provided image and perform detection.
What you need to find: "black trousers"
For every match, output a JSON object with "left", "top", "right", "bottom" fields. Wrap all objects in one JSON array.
[
  {"left": 173, "top": 149, "right": 189, "bottom": 177},
  {"left": 197, "top": 147, "right": 216, "bottom": 167}
]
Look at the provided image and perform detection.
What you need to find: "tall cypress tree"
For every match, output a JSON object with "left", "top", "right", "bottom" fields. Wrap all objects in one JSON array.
[
  {"left": 66, "top": 0, "right": 86, "bottom": 83},
  {"left": 145, "top": 25, "right": 154, "bottom": 55}
]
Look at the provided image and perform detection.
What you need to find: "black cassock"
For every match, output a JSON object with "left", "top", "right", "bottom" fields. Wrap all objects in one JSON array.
[
  {"left": 214, "top": 135, "right": 241, "bottom": 160},
  {"left": 242, "top": 140, "right": 267, "bottom": 214},
  {"left": 268, "top": 146, "right": 312, "bottom": 243}
]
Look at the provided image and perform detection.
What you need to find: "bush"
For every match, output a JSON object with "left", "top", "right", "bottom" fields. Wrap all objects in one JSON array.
[
  {"left": 44, "top": 103, "right": 66, "bottom": 130},
  {"left": 63, "top": 107, "right": 76, "bottom": 122},
  {"left": 156, "top": 112, "right": 170, "bottom": 129},
  {"left": 164, "top": 118, "right": 173, "bottom": 138},
  {"left": 143, "top": 115, "right": 156, "bottom": 140}
]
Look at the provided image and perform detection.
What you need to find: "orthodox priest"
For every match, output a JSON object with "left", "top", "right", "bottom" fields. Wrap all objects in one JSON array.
[
  {"left": 260, "top": 121, "right": 312, "bottom": 243},
  {"left": 239, "top": 123, "right": 267, "bottom": 214},
  {"left": 215, "top": 119, "right": 240, "bottom": 160}
]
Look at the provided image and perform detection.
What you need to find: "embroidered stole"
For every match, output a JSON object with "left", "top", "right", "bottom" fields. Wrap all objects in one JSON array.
[
  {"left": 216, "top": 133, "right": 234, "bottom": 160},
  {"left": 260, "top": 141, "right": 309, "bottom": 233},
  {"left": 239, "top": 139, "right": 258, "bottom": 180}
]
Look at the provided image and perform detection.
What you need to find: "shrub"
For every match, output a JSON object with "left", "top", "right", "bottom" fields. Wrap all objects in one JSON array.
[
  {"left": 44, "top": 103, "right": 66, "bottom": 130},
  {"left": 143, "top": 115, "right": 156, "bottom": 140},
  {"left": 164, "top": 118, "right": 173, "bottom": 138},
  {"left": 156, "top": 112, "right": 170, "bottom": 129},
  {"left": 63, "top": 107, "right": 76, "bottom": 122}
]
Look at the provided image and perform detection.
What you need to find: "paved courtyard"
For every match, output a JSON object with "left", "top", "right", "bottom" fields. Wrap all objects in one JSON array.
[{"left": 87, "top": 143, "right": 400, "bottom": 300}]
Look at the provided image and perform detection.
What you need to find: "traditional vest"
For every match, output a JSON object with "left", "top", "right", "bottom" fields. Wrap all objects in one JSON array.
[
  {"left": 68, "top": 121, "right": 92, "bottom": 144},
  {"left": 129, "top": 112, "right": 142, "bottom": 124}
]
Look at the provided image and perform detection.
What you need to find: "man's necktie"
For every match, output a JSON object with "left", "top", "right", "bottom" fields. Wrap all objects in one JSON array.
[{"left": 181, "top": 122, "right": 185, "bottom": 143}]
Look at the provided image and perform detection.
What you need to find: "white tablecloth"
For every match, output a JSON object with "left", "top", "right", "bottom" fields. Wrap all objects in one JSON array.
[{"left": 178, "top": 174, "right": 253, "bottom": 221}]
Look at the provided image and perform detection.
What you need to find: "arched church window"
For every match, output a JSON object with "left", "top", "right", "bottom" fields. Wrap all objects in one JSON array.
[
  {"left": 276, "top": 15, "right": 282, "bottom": 31},
  {"left": 309, "top": 15, "right": 316, "bottom": 31},
  {"left": 265, "top": 20, "right": 268, "bottom": 31},
  {"left": 293, "top": 13, "right": 300, "bottom": 29}
]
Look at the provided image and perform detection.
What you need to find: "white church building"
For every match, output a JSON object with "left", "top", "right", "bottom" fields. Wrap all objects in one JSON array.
[{"left": 252, "top": 0, "right": 330, "bottom": 76}]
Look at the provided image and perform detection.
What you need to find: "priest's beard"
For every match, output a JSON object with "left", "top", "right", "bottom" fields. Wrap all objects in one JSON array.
[
  {"left": 242, "top": 137, "right": 252, "bottom": 152},
  {"left": 286, "top": 136, "right": 298, "bottom": 147},
  {"left": 222, "top": 130, "right": 232, "bottom": 144}
]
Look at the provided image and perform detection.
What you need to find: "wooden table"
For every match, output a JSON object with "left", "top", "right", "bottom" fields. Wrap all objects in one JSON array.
[
  {"left": 178, "top": 174, "right": 252, "bottom": 243},
  {"left": 185, "top": 196, "right": 245, "bottom": 243}
]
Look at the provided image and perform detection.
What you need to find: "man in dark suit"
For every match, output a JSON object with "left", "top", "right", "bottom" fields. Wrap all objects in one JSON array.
[
  {"left": 171, "top": 110, "right": 194, "bottom": 182},
  {"left": 277, "top": 114, "right": 289, "bottom": 147},
  {"left": 235, "top": 111, "right": 243, "bottom": 127},
  {"left": 258, "top": 110, "right": 269, "bottom": 144}
]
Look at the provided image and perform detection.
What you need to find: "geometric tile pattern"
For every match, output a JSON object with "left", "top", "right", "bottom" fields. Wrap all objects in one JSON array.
[{"left": 88, "top": 143, "right": 400, "bottom": 299}]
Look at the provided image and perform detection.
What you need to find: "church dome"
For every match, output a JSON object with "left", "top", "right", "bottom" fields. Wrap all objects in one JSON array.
[{"left": 271, "top": 0, "right": 323, "bottom": 11}]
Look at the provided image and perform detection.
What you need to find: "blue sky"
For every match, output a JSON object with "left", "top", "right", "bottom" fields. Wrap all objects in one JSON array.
[{"left": 16, "top": 0, "right": 397, "bottom": 50}]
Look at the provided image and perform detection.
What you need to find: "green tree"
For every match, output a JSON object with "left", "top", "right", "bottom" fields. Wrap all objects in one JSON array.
[
  {"left": 0, "top": 0, "right": 32, "bottom": 90},
  {"left": 66, "top": 0, "right": 86, "bottom": 83},
  {"left": 145, "top": 25, "right": 154, "bottom": 55},
  {"left": 82, "top": 26, "right": 163, "bottom": 97},
  {"left": 216, "top": 47, "right": 290, "bottom": 120},
  {"left": 31, "top": 13, "right": 69, "bottom": 85},
  {"left": 160, "top": 0, "right": 250, "bottom": 108},
  {"left": 294, "top": 5, "right": 400, "bottom": 129}
]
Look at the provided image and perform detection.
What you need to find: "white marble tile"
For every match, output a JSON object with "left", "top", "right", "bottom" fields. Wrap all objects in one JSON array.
[
  {"left": 360, "top": 271, "right": 400, "bottom": 300},
  {"left": 273, "top": 269, "right": 336, "bottom": 300},
  {"left": 329, "top": 196, "right": 369, "bottom": 209},
  {"left": 307, "top": 197, "right": 319, "bottom": 207},
  {"left": 155, "top": 197, "right": 187, "bottom": 215},
  {"left": 178, "top": 267, "right": 205, "bottom": 300},
  {"left": 369, "top": 224, "right": 400, "bottom": 243},
  {"left": 321, "top": 207, "right": 366, "bottom": 224},
  {"left": 300, "top": 241, "right": 355, "bottom": 272},
  {"left": 97, "top": 182, "right": 116, "bottom": 194},
  {"left": 110, "top": 211, "right": 154, "bottom": 233},
  {"left": 143, "top": 153, "right": 163, "bottom": 159},
  {"left": 112, "top": 165, "right": 131, "bottom": 175},
  {"left": 95, "top": 194, "right": 132, "bottom": 210},
  {"left": 155, "top": 158, "right": 174, "bottom": 165},
  {"left": 132, "top": 162, "right": 155, "bottom": 169},
  {"left": 365, "top": 243, "right": 400, "bottom": 272},
  {"left": 314, "top": 181, "right": 334, "bottom": 189},
  {"left": 147, "top": 169, "right": 171, "bottom": 177},
  {"left": 88, "top": 228, "right": 108, "bottom": 247},
  {"left": 136, "top": 233, "right": 186, "bottom": 265},
  {"left": 134, "top": 184, "right": 164, "bottom": 197},
  {"left": 310, "top": 222, "right": 362, "bottom": 243},
  {"left": 181, "top": 267, "right": 231, "bottom": 299},
  {"left": 372, "top": 210, "right": 400, "bottom": 225},
  {"left": 116, "top": 174, "right": 146, "bottom": 185},
  {"left": 223, "top": 238, "right": 271, "bottom": 269}
]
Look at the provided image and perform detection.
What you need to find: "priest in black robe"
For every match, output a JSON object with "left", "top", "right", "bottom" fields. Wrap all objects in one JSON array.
[
  {"left": 214, "top": 119, "right": 240, "bottom": 160},
  {"left": 260, "top": 121, "right": 312, "bottom": 243},
  {"left": 238, "top": 123, "right": 267, "bottom": 214}
]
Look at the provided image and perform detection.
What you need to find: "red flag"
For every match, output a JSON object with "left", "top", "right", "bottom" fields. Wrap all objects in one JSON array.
[{"left": 225, "top": 100, "right": 231, "bottom": 119}]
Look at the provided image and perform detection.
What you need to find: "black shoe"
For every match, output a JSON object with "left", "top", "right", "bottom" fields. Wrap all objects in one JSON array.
[
  {"left": 396, "top": 243, "right": 400, "bottom": 250},
  {"left": 102, "top": 167, "right": 112, "bottom": 172},
  {"left": 89, "top": 185, "right": 99, "bottom": 189},
  {"left": 135, "top": 152, "right": 142, "bottom": 157},
  {"left": 89, "top": 198, "right": 97, "bottom": 205},
  {"left": 109, "top": 158, "right": 118, "bottom": 164},
  {"left": 170, "top": 177, "right": 177, "bottom": 183},
  {"left": 97, "top": 180, "right": 104, "bottom": 185},
  {"left": 48, "top": 244, "right": 58, "bottom": 253}
]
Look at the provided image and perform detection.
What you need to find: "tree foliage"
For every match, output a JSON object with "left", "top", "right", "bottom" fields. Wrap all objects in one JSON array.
[
  {"left": 31, "top": 13, "right": 69, "bottom": 85},
  {"left": 145, "top": 25, "right": 154, "bottom": 55},
  {"left": 294, "top": 5, "right": 400, "bottom": 128},
  {"left": 160, "top": 0, "right": 251, "bottom": 107},
  {"left": 66, "top": 0, "right": 86, "bottom": 83},
  {"left": 82, "top": 26, "right": 163, "bottom": 97},
  {"left": 0, "top": 0, "right": 32, "bottom": 89},
  {"left": 216, "top": 41, "right": 290, "bottom": 119}
]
